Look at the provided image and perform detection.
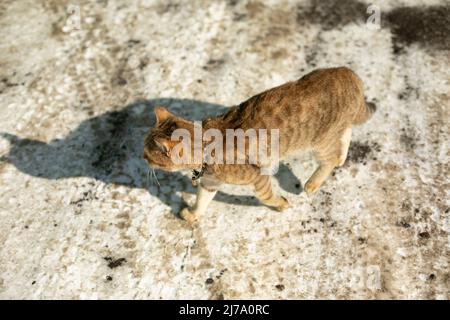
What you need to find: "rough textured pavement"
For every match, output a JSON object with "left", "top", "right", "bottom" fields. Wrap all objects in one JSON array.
[{"left": 0, "top": 0, "right": 449, "bottom": 299}]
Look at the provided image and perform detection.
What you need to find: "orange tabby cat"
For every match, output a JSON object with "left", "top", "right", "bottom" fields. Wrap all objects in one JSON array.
[{"left": 144, "top": 67, "right": 375, "bottom": 222}]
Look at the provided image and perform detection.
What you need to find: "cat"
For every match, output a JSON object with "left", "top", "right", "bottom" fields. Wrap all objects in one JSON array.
[{"left": 143, "top": 67, "right": 376, "bottom": 222}]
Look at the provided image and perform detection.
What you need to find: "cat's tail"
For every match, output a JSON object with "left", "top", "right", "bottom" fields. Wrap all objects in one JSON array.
[{"left": 353, "top": 101, "right": 376, "bottom": 125}]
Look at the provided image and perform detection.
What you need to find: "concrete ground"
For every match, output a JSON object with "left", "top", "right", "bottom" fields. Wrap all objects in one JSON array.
[{"left": 0, "top": 0, "right": 449, "bottom": 299}]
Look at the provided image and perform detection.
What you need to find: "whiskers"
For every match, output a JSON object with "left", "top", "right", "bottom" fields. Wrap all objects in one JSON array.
[
  {"left": 146, "top": 167, "right": 151, "bottom": 187},
  {"left": 152, "top": 167, "right": 161, "bottom": 187},
  {"left": 146, "top": 166, "right": 160, "bottom": 187}
]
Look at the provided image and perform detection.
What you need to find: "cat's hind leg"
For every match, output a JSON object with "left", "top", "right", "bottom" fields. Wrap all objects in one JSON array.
[
  {"left": 337, "top": 127, "right": 352, "bottom": 167},
  {"left": 304, "top": 163, "right": 335, "bottom": 194},
  {"left": 305, "top": 127, "right": 352, "bottom": 194}
]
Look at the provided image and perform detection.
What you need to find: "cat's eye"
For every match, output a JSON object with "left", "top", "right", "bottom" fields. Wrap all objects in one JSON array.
[{"left": 155, "top": 140, "right": 169, "bottom": 155}]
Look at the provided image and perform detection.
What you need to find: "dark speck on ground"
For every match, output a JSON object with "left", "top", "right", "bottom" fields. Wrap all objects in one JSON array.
[
  {"left": 275, "top": 284, "right": 285, "bottom": 291},
  {"left": 104, "top": 257, "right": 127, "bottom": 269}
]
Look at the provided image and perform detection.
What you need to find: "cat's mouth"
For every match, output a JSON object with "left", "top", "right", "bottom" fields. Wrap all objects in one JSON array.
[
  {"left": 142, "top": 152, "right": 198, "bottom": 172},
  {"left": 151, "top": 164, "right": 177, "bottom": 172},
  {"left": 143, "top": 159, "right": 178, "bottom": 172}
]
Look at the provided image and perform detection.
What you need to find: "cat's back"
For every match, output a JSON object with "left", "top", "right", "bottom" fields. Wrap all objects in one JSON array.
[{"left": 234, "top": 67, "right": 364, "bottom": 130}]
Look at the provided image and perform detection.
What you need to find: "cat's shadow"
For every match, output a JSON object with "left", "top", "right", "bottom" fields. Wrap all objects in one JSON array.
[{"left": 0, "top": 98, "right": 302, "bottom": 213}]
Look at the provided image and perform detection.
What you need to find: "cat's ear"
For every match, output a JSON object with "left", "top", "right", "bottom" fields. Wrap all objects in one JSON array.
[
  {"left": 154, "top": 106, "right": 174, "bottom": 125},
  {"left": 154, "top": 137, "right": 178, "bottom": 156}
]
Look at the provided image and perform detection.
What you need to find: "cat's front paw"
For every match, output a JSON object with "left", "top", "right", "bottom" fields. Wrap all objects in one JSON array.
[
  {"left": 179, "top": 207, "right": 198, "bottom": 223},
  {"left": 275, "top": 196, "right": 290, "bottom": 212}
]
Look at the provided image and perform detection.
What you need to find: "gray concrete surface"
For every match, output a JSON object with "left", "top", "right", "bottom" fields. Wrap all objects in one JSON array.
[{"left": 0, "top": 0, "right": 449, "bottom": 299}]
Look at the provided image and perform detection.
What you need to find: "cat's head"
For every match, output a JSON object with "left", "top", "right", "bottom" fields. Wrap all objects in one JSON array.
[{"left": 143, "top": 106, "right": 199, "bottom": 172}]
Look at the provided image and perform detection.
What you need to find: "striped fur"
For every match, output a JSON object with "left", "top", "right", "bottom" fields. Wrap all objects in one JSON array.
[{"left": 143, "top": 67, "right": 374, "bottom": 221}]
